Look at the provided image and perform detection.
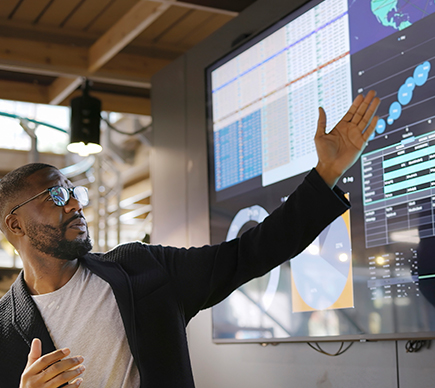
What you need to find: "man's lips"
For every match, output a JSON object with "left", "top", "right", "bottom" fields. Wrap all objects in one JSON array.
[{"left": 66, "top": 215, "right": 87, "bottom": 229}]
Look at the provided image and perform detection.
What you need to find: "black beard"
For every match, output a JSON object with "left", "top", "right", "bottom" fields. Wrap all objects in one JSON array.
[{"left": 26, "top": 218, "right": 93, "bottom": 261}]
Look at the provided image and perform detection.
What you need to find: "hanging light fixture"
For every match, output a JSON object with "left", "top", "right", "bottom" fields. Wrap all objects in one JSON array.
[{"left": 67, "top": 79, "right": 102, "bottom": 157}]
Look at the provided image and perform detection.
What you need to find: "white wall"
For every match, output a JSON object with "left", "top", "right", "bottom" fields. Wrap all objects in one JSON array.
[{"left": 151, "top": 0, "right": 435, "bottom": 386}]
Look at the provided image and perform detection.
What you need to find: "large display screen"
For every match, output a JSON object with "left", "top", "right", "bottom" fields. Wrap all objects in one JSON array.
[{"left": 206, "top": 0, "right": 435, "bottom": 343}]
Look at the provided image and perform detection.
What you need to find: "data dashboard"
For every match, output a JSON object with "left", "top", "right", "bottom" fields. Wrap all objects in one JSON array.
[{"left": 207, "top": 0, "right": 435, "bottom": 343}]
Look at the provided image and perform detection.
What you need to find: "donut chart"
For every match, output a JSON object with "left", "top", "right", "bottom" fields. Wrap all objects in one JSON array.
[
  {"left": 291, "top": 210, "right": 354, "bottom": 312},
  {"left": 226, "top": 205, "right": 280, "bottom": 311}
]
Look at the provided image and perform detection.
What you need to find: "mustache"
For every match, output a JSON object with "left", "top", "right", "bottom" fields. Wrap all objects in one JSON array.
[{"left": 61, "top": 214, "right": 86, "bottom": 229}]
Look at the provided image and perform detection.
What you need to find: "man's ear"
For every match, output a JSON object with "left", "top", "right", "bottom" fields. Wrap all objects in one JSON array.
[{"left": 5, "top": 214, "right": 25, "bottom": 236}]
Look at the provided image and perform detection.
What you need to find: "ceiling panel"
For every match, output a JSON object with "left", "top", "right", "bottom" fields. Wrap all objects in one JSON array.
[
  {"left": 0, "top": 0, "right": 256, "bottom": 114},
  {"left": 9, "top": 0, "right": 53, "bottom": 23},
  {"left": 61, "top": 0, "right": 115, "bottom": 31},
  {"left": 87, "top": 0, "right": 138, "bottom": 34},
  {"left": 180, "top": 13, "right": 233, "bottom": 47},
  {"left": 134, "top": 6, "right": 191, "bottom": 43},
  {"left": 0, "top": 0, "right": 24, "bottom": 19},
  {"left": 101, "top": 52, "right": 170, "bottom": 80},
  {"left": 36, "top": 0, "right": 86, "bottom": 28},
  {"left": 158, "top": 9, "right": 213, "bottom": 46}
]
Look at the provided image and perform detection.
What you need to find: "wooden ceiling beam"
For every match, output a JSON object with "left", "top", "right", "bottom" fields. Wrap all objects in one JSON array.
[
  {"left": 0, "top": 36, "right": 170, "bottom": 82},
  {"left": 88, "top": 1, "right": 172, "bottom": 72},
  {"left": 48, "top": 77, "right": 83, "bottom": 105},
  {"left": 0, "top": 62, "right": 152, "bottom": 89},
  {"left": 0, "top": 79, "right": 48, "bottom": 105},
  {"left": 0, "top": 1, "right": 237, "bottom": 111},
  {"left": 0, "top": 79, "right": 150, "bottom": 115},
  {"left": 0, "top": 36, "right": 88, "bottom": 74},
  {"left": 48, "top": 1, "right": 173, "bottom": 104},
  {"left": 62, "top": 90, "right": 151, "bottom": 116},
  {"left": 147, "top": 0, "right": 238, "bottom": 16}
]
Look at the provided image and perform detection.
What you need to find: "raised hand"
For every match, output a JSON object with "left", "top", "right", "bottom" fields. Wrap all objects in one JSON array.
[
  {"left": 20, "top": 338, "right": 85, "bottom": 388},
  {"left": 315, "top": 90, "right": 380, "bottom": 187}
]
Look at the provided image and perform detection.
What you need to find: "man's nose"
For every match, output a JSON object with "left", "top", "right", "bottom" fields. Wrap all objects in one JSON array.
[{"left": 63, "top": 195, "right": 83, "bottom": 213}]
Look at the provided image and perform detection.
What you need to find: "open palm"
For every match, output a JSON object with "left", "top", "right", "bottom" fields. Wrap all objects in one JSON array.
[{"left": 315, "top": 90, "right": 380, "bottom": 187}]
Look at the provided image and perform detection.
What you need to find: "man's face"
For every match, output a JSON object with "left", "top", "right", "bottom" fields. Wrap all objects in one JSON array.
[{"left": 14, "top": 167, "right": 92, "bottom": 260}]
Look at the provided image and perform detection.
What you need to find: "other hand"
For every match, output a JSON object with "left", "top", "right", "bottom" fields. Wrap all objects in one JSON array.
[
  {"left": 20, "top": 338, "right": 85, "bottom": 388},
  {"left": 315, "top": 90, "right": 380, "bottom": 187}
]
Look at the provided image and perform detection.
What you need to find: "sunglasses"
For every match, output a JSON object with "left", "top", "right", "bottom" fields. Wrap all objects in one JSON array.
[{"left": 9, "top": 186, "right": 89, "bottom": 215}]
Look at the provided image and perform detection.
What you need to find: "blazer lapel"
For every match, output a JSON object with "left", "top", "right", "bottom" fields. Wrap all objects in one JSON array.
[{"left": 11, "top": 272, "right": 56, "bottom": 355}]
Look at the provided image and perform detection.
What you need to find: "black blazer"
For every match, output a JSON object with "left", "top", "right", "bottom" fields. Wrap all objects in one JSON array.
[{"left": 0, "top": 169, "right": 349, "bottom": 388}]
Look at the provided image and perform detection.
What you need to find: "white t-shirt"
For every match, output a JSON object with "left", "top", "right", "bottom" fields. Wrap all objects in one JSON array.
[{"left": 31, "top": 264, "right": 140, "bottom": 388}]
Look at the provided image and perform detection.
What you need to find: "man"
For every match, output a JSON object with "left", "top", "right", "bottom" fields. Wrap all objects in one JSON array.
[{"left": 0, "top": 91, "right": 379, "bottom": 388}]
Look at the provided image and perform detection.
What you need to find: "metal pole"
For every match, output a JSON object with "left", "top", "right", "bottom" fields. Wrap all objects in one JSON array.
[
  {"left": 116, "top": 170, "right": 122, "bottom": 246},
  {"left": 93, "top": 154, "right": 101, "bottom": 252}
]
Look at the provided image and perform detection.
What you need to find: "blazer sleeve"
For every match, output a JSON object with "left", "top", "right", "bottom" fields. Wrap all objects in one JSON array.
[{"left": 147, "top": 169, "right": 350, "bottom": 322}]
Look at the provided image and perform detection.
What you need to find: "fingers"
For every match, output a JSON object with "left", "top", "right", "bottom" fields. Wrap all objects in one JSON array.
[
  {"left": 362, "top": 115, "right": 379, "bottom": 142},
  {"left": 39, "top": 356, "right": 85, "bottom": 384},
  {"left": 315, "top": 107, "right": 327, "bottom": 138},
  {"left": 25, "top": 347, "right": 71, "bottom": 376},
  {"left": 341, "top": 90, "right": 379, "bottom": 128},
  {"left": 351, "top": 90, "right": 380, "bottom": 128},
  {"left": 341, "top": 94, "right": 364, "bottom": 123},
  {"left": 21, "top": 345, "right": 85, "bottom": 388},
  {"left": 357, "top": 99, "right": 380, "bottom": 133},
  {"left": 26, "top": 338, "right": 42, "bottom": 368}
]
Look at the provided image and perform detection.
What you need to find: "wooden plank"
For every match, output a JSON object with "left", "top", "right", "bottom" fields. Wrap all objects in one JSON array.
[
  {"left": 146, "top": 0, "right": 238, "bottom": 16},
  {"left": 157, "top": 9, "right": 212, "bottom": 45},
  {"left": 0, "top": 79, "right": 48, "bottom": 104},
  {"left": 48, "top": 76, "right": 82, "bottom": 104},
  {"left": 180, "top": 13, "right": 233, "bottom": 47},
  {"left": 0, "top": 36, "right": 169, "bottom": 81},
  {"left": 99, "top": 51, "right": 170, "bottom": 80},
  {"left": 61, "top": 89, "right": 151, "bottom": 115},
  {"left": 138, "top": 6, "right": 190, "bottom": 42},
  {"left": 87, "top": 0, "right": 137, "bottom": 34},
  {"left": 37, "top": 0, "right": 85, "bottom": 27},
  {"left": 0, "top": 36, "right": 88, "bottom": 73},
  {"left": 0, "top": 0, "right": 22, "bottom": 19},
  {"left": 0, "top": 78, "right": 149, "bottom": 114},
  {"left": 10, "top": 0, "right": 54, "bottom": 23},
  {"left": 0, "top": 19, "right": 183, "bottom": 58},
  {"left": 62, "top": 0, "right": 115, "bottom": 31},
  {"left": 88, "top": 0, "right": 171, "bottom": 72},
  {"left": 0, "top": 19, "right": 99, "bottom": 45}
]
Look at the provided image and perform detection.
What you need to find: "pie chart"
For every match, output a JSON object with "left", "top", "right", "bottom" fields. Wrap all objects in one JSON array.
[{"left": 291, "top": 211, "right": 353, "bottom": 312}]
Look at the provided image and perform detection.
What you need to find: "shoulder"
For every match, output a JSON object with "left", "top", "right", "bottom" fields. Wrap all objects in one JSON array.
[
  {"left": 82, "top": 241, "right": 177, "bottom": 274},
  {"left": 89, "top": 241, "right": 165, "bottom": 262},
  {"left": 0, "top": 277, "right": 22, "bottom": 342},
  {"left": 0, "top": 272, "right": 21, "bottom": 316},
  {"left": 0, "top": 287, "right": 13, "bottom": 322}
]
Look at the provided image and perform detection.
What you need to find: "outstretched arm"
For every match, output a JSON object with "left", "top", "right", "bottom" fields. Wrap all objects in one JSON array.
[{"left": 315, "top": 90, "right": 380, "bottom": 188}]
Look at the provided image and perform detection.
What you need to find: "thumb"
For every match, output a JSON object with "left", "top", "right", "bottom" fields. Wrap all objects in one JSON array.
[
  {"left": 315, "top": 107, "right": 327, "bottom": 138},
  {"left": 26, "top": 338, "right": 42, "bottom": 368}
]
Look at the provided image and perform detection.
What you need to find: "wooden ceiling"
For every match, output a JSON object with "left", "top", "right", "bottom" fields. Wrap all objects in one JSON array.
[{"left": 0, "top": 0, "right": 256, "bottom": 115}]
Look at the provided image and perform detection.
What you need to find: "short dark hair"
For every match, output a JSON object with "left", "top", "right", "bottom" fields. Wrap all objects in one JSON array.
[{"left": 0, "top": 163, "right": 57, "bottom": 232}]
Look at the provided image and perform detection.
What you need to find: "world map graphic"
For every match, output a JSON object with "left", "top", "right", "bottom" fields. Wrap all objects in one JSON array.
[{"left": 348, "top": 0, "right": 435, "bottom": 53}]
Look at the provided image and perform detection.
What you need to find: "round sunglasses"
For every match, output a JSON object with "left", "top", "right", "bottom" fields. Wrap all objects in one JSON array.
[{"left": 9, "top": 186, "right": 89, "bottom": 215}]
